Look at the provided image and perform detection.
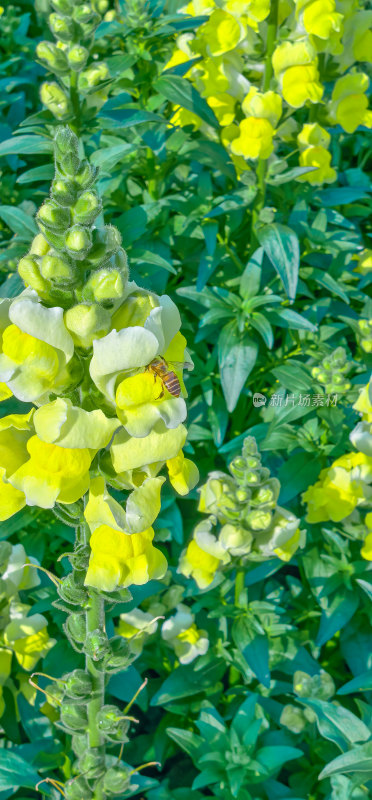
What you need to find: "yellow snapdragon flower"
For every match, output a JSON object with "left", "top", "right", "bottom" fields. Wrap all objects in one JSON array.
[
  {"left": 297, "top": 123, "right": 336, "bottom": 185},
  {"left": 302, "top": 0, "right": 343, "bottom": 39},
  {"left": 330, "top": 72, "right": 372, "bottom": 134},
  {"left": 273, "top": 40, "right": 323, "bottom": 108},
  {"left": 231, "top": 118, "right": 275, "bottom": 159},
  {"left": 206, "top": 93, "right": 236, "bottom": 126},
  {"left": 4, "top": 607, "right": 55, "bottom": 671},
  {"left": 361, "top": 512, "right": 372, "bottom": 561},
  {"left": 302, "top": 452, "right": 372, "bottom": 523},
  {"left": 354, "top": 250, "right": 372, "bottom": 276},
  {"left": 353, "top": 383, "right": 372, "bottom": 423},
  {"left": 196, "top": 10, "right": 244, "bottom": 57},
  {"left": 85, "top": 525, "right": 167, "bottom": 591}
]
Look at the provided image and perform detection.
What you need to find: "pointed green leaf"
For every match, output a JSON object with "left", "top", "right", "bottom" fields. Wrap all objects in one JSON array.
[{"left": 257, "top": 223, "right": 300, "bottom": 300}]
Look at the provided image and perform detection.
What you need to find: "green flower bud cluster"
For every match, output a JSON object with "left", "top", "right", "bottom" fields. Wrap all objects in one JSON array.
[
  {"left": 36, "top": 0, "right": 111, "bottom": 121},
  {"left": 18, "top": 127, "right": 129, "bottom": 328},
  {"left": 311, "top": 346, "right": 352, "bottom": 394},
  {"left": 200, "top": 437, "right": 280, "bottom": 535},
  {"left": 179, "top": 437, "right": 303, "bottom": 590},
  {"left": 357, "top": 318, "right": 372, "bottom": 354},
  {"left": 280, "top": 669, "right": 335, "bottom": 734}
]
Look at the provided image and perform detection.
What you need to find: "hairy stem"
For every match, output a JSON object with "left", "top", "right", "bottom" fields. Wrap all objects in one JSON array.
[
  {"left": 251, "top": 0, "right": 279, "bottom": 245},
  {"left": 83, "top": 525, "right": 106, "bottom": 800},
  {"left": 69, "top": 71, "right": 81, "bottom": 135}
]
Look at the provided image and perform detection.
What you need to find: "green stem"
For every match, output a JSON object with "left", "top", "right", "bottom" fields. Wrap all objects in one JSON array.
[
  {"left": 229, "top": 565, "right": 246, "bottom": 685},
  {"left": 69, "top": 70, "right": 81, "bottom": 135},
  {"left": 83, "top": 524, "right": 106, "bottom": 800},
  {"left": 234, "top": 567, "right": 245, "bottom": 608},
  {"left": 251, "top": 0, "right": 279, "bottom": 246}
]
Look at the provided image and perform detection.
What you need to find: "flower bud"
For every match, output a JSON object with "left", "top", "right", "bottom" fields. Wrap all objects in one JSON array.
[
  {"left": 75, "top": 160, "right": 98, "bottom": 190},
  {"left": 245, "top": 509, "right": 272, "bottom": 531},
  {"left": 49, "top": 13, "right": 76, "bottom": 42},
  {"left": 84, "top": 629, "right": 110, "bottom": 661},
  {"left": 73, "top": 190, "right": 102, "bottom": 225},
  {"left": 83, "top": 225, "right": 122, "bottom": 270},
  {"left": 40, "top": 82, "right": 72, "bottom": 119},
  {"left": 64, "top": 776, "right": 92, "bottom": 800},
  {"left": 83, "top": 266, "right": 128, "bottom": 303},
  {"left": 96, "top": 704, "right": 127, "bottom": 734},
  {"left": 60, "top": 702, "right": 88, "bottom": 732},
  {"left": 103, "top": 765, "right": 132, "bottom": 794},
  {"left": 78, "top": 62, "right": 109, "bottom": 91},
  {"left": 51, "top": 177, "right": 76, "bottom": 205},
  {"left": 79, "top": 13, "right": 101, "bottom": 36},
  {"left": 67, "top": 44, "right": 89, "bottom": 71},
  {"left": 58, "top": 574, "right": 87, "bottom": 605},
  {"left": 78, "top": 749, "right": 105, "bottom": 779},
  {"left": 65, "top": 303, "right": 111, "bottom": 348},
  {"left": 51, "top": 0, "right": 73, "bottom": 12},
  {"left": 37, "top": 222, "right": 66, "bottom": 251},
  {"left": 65, "top": 612, "right": 87, "bottom": 644},
  {"left": 37, "top": 200, "right": 71, "bottom": 232},
  {"left": 29, "top": 232, "right": 51, "bottom": 256},
  {"left": 71, "top": 733, "right": 88, "bottom": 757},
  {"left": 36, "top": 41, "right": 69, "bottom": 74},
  {"left": 54, "top": 126, "right": 80, "bottom": 173},
  {"left": 65, "top": 225, "right": 92, "bottom": 260},
  {"left": 64, "top": 669, "right": 93, "bottom": 699},
  {"left": 73, "top": 3, "right": 96, "bottom": 23},
  {"left": 40, "top": 252, "right": 78, "bottom": 285},
  {"left": 103, "top": 636, "right": 132, "bottom": 673},
  {"left": 18, "top": 256, "right": 51, "bottom": 296},
  {"left": 92, "top": 0, "right": 109, "bottom": 12}
]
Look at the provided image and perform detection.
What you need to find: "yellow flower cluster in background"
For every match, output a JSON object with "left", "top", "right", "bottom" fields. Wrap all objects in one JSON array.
[
  {"left": 164, "top": 0, "right": 372, "bottom": 182},
  {"left": 303, "top": 380, "right": 372, "bottom": 562}
]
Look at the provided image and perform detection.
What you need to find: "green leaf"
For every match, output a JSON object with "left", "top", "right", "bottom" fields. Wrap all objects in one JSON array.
[
  {"left": 316, "top": 592, "right": 359, "bottom": 647},
  {"left": 256, "top": 745, "right": 303, "bottom": 773},
  {"left": 155, "top": 75, "right": 219, "bottom": 129},
  {"left": 0, "top": 751, "right": 39, "bottom": 790},
  {"left": 0, "top": 134, "right": 53, "bottom": 156},
  {"left": 166, "top": 727, "right": 203, "bottom": 758},
  {"left": 272, "top": 362, "right": 312, "bottom": 393},
  {"left": 16, "top": 164, "right": 55, "bottom": 184},
  {"left": 0, "top": 206, "right": 37, "bottom": 239},
  {"left": 130, "top": 248, "right": 176, "bottom": 274},
  {"left": 268, "top": 307, "right": 317, "bottom": 332},
  {"left": 300, "top": 698, "right": 370, "bottom": 749},
  {"left": 337, "top": 670, "right": 372, "bottom": 695},
  {"left": 243, "top": 633, "right": 270, "bottom": 688},
  {"left": 257, "top": 223, "right": 300, "bottom": 300},
  {"left": 278, "top": 454, "right": 321, "bottom": 503},
  {"left": 91, "top": 142, "right": 137, "bottom": 172},
  {"left": 319, "top": 742, "right": 372, "bottom": 780},
  {"left": 240, "top": 248, "right": 263, "bottom": 299},
  {"left": 218, "top": 322, "right": 258, "bottom": 412},
  {"left": 151, "top": 659, "right": 225, "bottom": 705}
]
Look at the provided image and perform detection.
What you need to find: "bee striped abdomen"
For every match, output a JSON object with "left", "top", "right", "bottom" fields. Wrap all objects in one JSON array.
[{"left": 163, "top": 371, "right": 181, "bottom": 396}]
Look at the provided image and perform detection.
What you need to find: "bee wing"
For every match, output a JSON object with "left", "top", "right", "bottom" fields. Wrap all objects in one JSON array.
[{"left": 168, "top": 361, "right": 194, "bottom": 371}]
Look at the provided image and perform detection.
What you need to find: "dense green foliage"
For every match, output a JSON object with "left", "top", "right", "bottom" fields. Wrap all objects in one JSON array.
[{"left": 0, "top": 0, "right": 372, "bottom": 799}]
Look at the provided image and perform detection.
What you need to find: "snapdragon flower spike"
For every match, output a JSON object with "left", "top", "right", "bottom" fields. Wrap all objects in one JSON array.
[
  {"left": 36, "top": 0, "right": 112, "bottom": 121},
  {"left": 18, "top": 127, "right": 128, "bottom": 311},
  {"left": 179, "top": 437, "right": 305, "bottom": 589}
]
